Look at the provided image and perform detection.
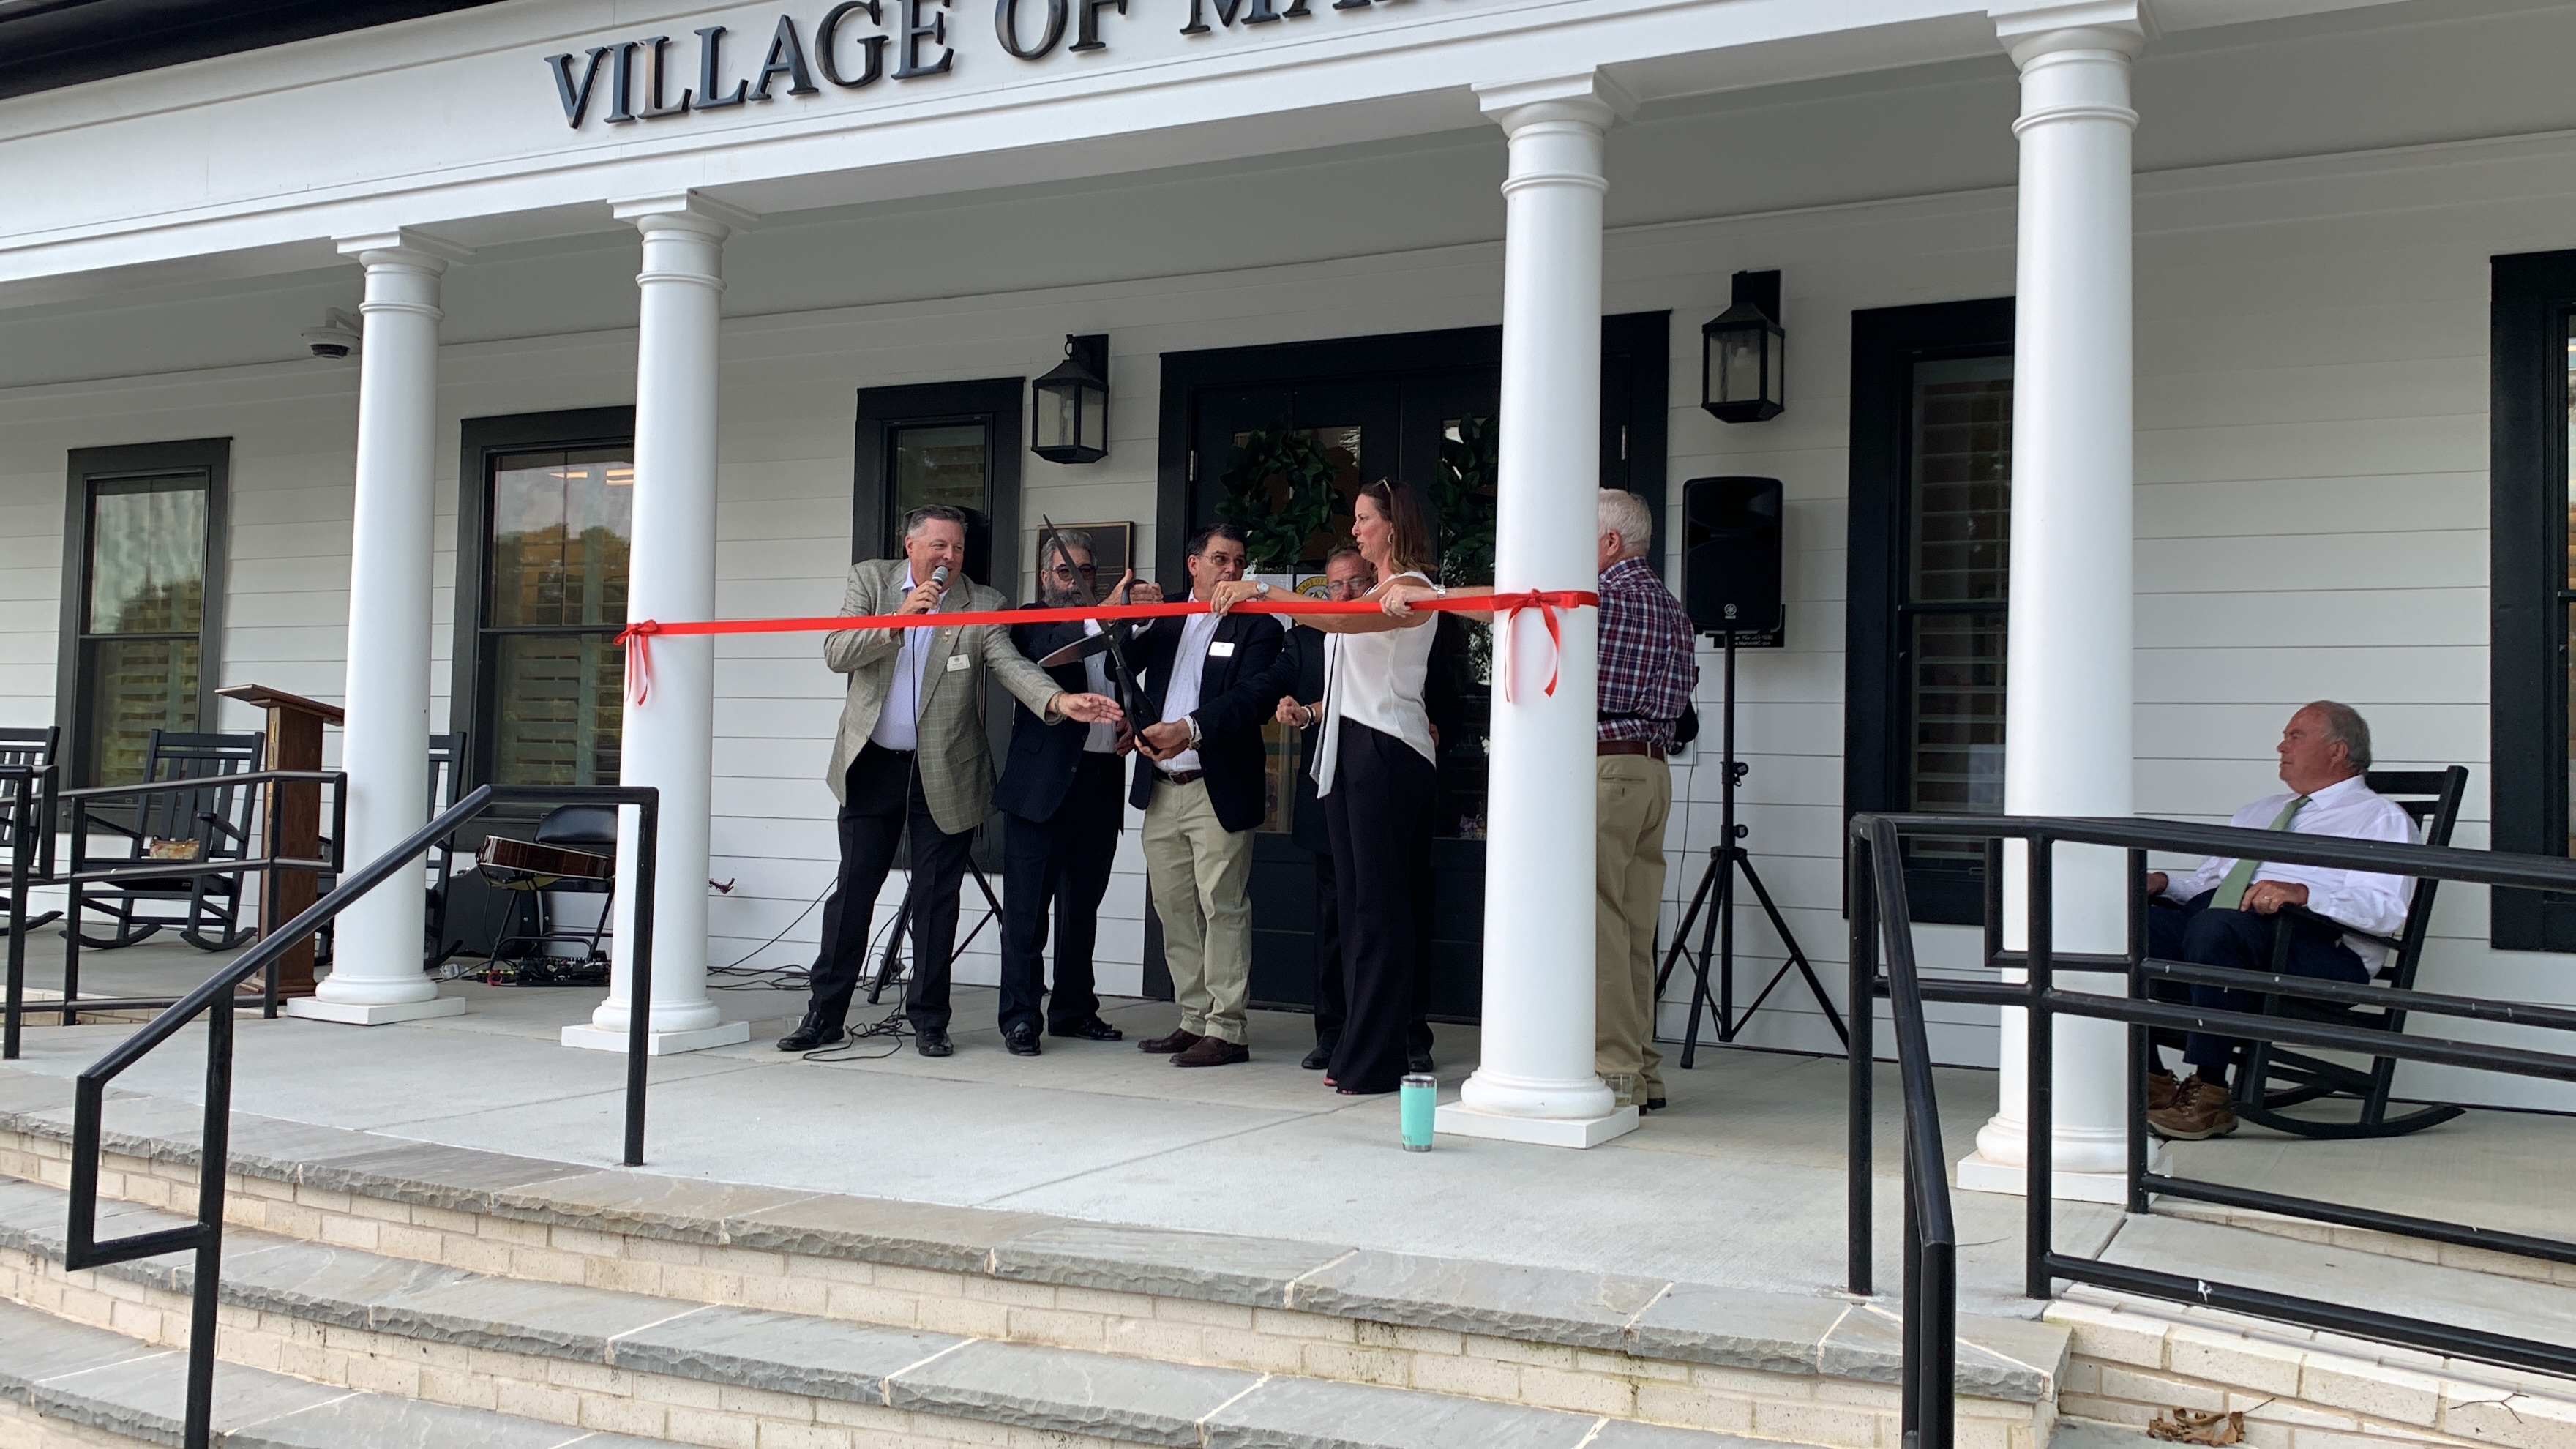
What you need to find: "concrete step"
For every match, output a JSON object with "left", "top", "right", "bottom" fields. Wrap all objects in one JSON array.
[
  {"left": 0, "top": 1068, "right": 2070, "bottom": 1449},
  {"left": 0, "top": 1292, "right": 664, "bottom": 1448},
  {"left": 0, "top": 1169, "right": 1801, "bottom": 1449}
]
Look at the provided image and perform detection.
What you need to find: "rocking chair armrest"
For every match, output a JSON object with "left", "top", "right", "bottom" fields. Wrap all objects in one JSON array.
[
  {"left": 196, "top": 810, "right": 250, "bottom": 844},
  {"left": 2272, "top": 901, "right": 2401, "bottom": 950},
  {"left": 78, "top": 806, "right": 143, "bottom": 839}
]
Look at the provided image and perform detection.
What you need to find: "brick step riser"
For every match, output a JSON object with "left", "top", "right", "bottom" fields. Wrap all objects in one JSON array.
[
  {"left": 0, "top": 1131, "right": 2051, "bottom": 1449},
  {"left": 0, "top": 1244, "right": 1164, "bottom": 1449}
]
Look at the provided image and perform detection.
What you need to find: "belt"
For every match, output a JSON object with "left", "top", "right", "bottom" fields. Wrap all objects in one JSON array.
[
  {"left": 1598, "top": 741, "right": 1667, "bottom": 761},
  {"left": 1156, "top": 769, "right": 1205, "bottom": 785}
]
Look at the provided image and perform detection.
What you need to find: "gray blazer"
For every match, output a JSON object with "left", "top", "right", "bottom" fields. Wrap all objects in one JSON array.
[{"left": 822, "top": 558, "right": 1066, "bottom": 835}]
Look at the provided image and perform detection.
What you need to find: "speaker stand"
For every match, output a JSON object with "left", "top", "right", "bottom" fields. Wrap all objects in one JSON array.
[{"left": 1655, "top": 629, "right": 1848, "bottom": 1066}]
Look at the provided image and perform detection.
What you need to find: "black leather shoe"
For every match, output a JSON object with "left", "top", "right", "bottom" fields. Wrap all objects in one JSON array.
[
  {"left": 1048, "top": 1017, "right": 1123, "bottom": 1041},
  {"left": 1005, "top": 1025, "right": 1042, "bottom": 1057},
  {"left": 1300, "top": 1041, "right": 1333, "bottom": 1071},
  {"left": 776, "top": 1013, "right": 845, "bottom": 1052},
  {"left": 1643, "top": 1097, "right": 1668, "bottom": 1113},
  {"left": 915, "top": 1029, "right": 954, "bottom": 1057},
  {"left": 1406, "top": 1048, "right": 1435, "bottom": 1074}
]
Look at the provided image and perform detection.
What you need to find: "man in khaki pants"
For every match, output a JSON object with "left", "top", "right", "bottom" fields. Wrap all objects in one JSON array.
[
  {"left": 1127, "top": 525, "right": 1295, "bottom": 1066},
  {"left": 1592, "top": 490, "right": 1699, "bottom": 1112}
]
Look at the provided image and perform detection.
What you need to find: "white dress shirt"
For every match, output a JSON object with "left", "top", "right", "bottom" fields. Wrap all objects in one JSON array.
[
  {"left": 2158, "top": 772, "right": 2418, "bottom": 970},
  {"left": 1314, "top": 572, "right": 1438, "bottom": 796},
  {"left": 1080, "top": 621, "right": 1118, "bottom": 754},
  {"left": 1153, "top": 610, "right": 1224, "bottom": 775},
  {"left": 867, "top": 566, "right": 949, "bottom": 753}
]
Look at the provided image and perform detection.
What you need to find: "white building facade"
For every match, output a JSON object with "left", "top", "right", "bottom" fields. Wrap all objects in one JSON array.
[{"left": 4, "top": 0, "right": 2573, "bottom": 1162}]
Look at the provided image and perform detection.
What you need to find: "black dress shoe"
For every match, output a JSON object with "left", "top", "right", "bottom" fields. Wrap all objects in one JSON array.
[
  {"left": 1300, "top": 1041, "right": 1333, "bottom": 1071},
  {"left": 915, "top": 1029, "right": 954, "bottom": 1057},
  {"left": 1048, "top": 1017, "right": 1123, "bottom": 1041},
  {"left": 1005, "top": 1025, "right": 1042, "bottom": 1057},
  {"left": 1406, "top": 1048, "right": 1435, "bottom": 1074},
  {"left": 776, "top": 1013, "right": 845, "bottom": 1052},
  {"left": 1643, "top": 1097, "right": 1668, "bottom": 1112}
]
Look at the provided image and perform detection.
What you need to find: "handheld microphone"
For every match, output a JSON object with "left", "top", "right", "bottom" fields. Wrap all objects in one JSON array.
[{"left": 928, "top": 564, "right": 951, "bottom": 589}]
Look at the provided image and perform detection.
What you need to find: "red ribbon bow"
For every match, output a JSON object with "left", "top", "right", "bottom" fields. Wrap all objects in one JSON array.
[{"left": 1486, "top": 589, "right": 1598, "bottom": 702}]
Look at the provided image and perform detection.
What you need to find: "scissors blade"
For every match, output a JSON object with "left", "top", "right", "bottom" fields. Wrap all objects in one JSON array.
[{"left": 1036, "top": 632, "right": 1116, "bottom": 669}]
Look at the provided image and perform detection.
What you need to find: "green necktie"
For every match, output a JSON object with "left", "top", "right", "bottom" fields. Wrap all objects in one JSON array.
[{"left": 2214, "top": 795, "right": 2309, "bottom": 910}]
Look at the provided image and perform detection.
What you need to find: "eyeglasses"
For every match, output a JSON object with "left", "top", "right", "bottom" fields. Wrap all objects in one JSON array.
[{"left": 1047, "top": 564, "right": 1099, "bottom": 579}]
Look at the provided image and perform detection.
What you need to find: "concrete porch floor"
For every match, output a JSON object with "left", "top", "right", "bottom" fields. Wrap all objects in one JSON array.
[{"left": 2, "top": 937, "right": 2569, "bottom": 1333}]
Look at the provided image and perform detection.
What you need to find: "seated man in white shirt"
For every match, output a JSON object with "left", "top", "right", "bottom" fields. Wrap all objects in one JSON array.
[{"left": 2141, "top": 700, "right": 2415, "bottom": 1141}]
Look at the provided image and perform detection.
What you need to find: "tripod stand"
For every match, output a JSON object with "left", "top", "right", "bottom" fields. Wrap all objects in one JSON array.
[
  {"left": 866, "top": 861, "right": 1006, "bottom": 1004},
  {"left": 1654, "top": 629, "right": 1848, "bottom": 1067}
]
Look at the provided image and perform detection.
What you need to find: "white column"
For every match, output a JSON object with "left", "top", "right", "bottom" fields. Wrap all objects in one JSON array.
[
  {"left": 564, "top": 193, "right": 755, "bottom": 1055},
  {"left": 290, "top": 231, "right": 471, "bottom": 1027},
  {"left": 1437, "top": 72, "right": 1636, "bottom": 1150},
  {"left": 1957, "top": 3, "right": 2151, "bottom": 1202}
]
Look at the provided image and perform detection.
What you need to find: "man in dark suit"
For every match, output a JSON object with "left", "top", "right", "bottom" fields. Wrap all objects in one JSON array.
[
  {"left": 1129, "top": 523, "right": 1296, "bottom": 1067},
  {"left": 992, "top": 531, "right": 1162, "bottom": 1057}
]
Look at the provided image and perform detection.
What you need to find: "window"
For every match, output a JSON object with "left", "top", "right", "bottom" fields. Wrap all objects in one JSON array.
[
  {"left": 852, "top": 379, "right": 1022, "bottom": 601},
  {"left": 58, "top": 441, "right": 228, "bottom": 787},
  {"left": 2490, "top": 251, "right": 2576, "bottom": 949},
  {"left": 1845, "top": 299, "right": 2015, "bottom": 924},
  {"left": 484, "top": 449, "right": 633, "bottom": 786},
  {"left": 451, "top": 408, "right": 634, "bottom": 791}
]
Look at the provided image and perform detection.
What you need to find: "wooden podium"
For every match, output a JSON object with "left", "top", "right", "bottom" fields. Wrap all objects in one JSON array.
[{"left": 216, "top": 684, "right": 342, "bottom": 998}]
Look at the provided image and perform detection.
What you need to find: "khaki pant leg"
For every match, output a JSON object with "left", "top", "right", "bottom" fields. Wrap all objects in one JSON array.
[
  {"left": 1595, "top": 756, "right": 1657, "bottom": 1090},
  {"left": 1624, "top": 759, "right": 1672, "bottom": 1096},
  {"left": 1142, "top": 782, "right": 1209, "bottom": 1033},
  {"left": 1185, "top": 783, "right": 1256, "bottom": 1045}
]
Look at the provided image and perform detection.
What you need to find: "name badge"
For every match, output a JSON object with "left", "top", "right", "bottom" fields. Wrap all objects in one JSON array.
[
  {"left": 1209, "top": 640, "right": 1237, "bottom": 659},
  {"left": 946, "top": 654, "right": 971, "bottom": 673}
]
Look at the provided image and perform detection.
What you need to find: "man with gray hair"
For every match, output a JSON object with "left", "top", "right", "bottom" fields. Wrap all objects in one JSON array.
[
  {"left": 2140, "top": 700, "right": 2416, "bottom": 1139},
  {"left": 1593, "top": 488, "right": 1698, "bottom": 1113}
]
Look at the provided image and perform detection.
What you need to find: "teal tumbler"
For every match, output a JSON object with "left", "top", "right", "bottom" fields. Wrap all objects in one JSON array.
[{"left": 1399, "top": 1073, "right": 1437, "bottom": 1150}]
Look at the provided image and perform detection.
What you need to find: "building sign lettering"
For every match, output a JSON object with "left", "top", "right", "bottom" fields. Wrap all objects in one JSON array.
[{"left": 547, "top": 0, "right": 1403, "bottom": 127}]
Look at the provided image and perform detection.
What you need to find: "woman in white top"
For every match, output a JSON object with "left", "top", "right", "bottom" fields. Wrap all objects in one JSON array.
[{"left": 1212, "top": 479, "right": 1440, "bottom": 1095}]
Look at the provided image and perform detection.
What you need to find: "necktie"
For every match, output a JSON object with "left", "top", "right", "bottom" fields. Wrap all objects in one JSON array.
[{"left": 2214, "top": 795, "right": 2310, "bottom": 910}]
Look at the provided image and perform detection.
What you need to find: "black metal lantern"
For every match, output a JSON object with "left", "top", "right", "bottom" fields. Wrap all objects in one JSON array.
[
  {"left": 1700, "top": 270, "right": 1784, "bottom": 424},
  {"left": 1031, "top": 334, "right": 1109, "bottom": 464}
]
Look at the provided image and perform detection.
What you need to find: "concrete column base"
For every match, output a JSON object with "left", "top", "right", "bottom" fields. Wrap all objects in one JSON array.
[
  {"left": 561, "top": 1019, "right": 749, "bottom": 1056},
  {"left": 1435, "top": 1101, "right": 1638, "bottom": 1149},
  {"left": 283, "top": 995, "right": 465, "bottom": 1026},
  {"left": 1956, "top": 1141, "right": 2168, "bottom": 1205}
]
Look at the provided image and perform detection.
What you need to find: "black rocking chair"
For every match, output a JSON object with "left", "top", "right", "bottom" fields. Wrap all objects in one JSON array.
[
  {"left": 424, "top": 733, "right": 468, "bottom": 968},
  {"left": 2232, "top": 765, "right": 2472, "bottom": 1140},
  {"left": 0, "top": 727, "right": 61, "bottom": 935},
  {"left": 75, "top": 730, "right": 265, "bottom": 951}
]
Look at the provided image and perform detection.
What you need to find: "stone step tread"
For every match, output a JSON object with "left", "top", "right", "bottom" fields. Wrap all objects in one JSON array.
[
  {"left": 0, "top": 1068, "right": 2067, "bottom": 1401},
  {"left": 0, "top": 1293, "right": 663, "bottom": 1448},
  {"left": 0, "top": 1173, "right": 1791, "bottom": 1449}
]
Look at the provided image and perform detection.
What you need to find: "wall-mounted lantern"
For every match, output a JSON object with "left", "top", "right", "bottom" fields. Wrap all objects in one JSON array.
[
  {"left": 1031, "top": 334, "right": 1109, "bottom": 464},
  {"left": 1700, "top": 270, "right": 1784, "bottom": 424}
]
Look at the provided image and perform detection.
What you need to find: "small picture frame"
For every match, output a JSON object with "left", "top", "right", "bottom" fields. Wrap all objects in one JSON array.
[{"left": 1033, "top": 520, "right": 1134, "bottom": 587}]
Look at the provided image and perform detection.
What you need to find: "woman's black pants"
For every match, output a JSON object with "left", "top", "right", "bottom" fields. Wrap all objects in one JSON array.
[{"left": 1324, "top": 721, "right": 1437, "bottom": 1094}]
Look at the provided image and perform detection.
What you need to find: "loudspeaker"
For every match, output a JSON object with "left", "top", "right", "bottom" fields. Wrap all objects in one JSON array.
[{"left": 1682, "top": 476, "right": 1783, "bottom": 637}]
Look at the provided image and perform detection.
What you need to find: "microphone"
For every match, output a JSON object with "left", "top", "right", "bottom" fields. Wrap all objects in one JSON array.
[{"left": 928, "top": 564, "right": 951, "bottom": 589}]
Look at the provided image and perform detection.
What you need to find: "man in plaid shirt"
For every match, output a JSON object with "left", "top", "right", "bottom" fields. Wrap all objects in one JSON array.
[{"left": 1595, "top": 489, "right": 1698, "bottom": 1112}]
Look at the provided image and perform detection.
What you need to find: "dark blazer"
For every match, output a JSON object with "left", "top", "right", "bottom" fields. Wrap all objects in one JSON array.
[
  {"left": 994, "top": 606, "right": 1140, "bottom": 825},
  {"left": 1127, "top": 608, "right": 1295, "bottom": 834}
]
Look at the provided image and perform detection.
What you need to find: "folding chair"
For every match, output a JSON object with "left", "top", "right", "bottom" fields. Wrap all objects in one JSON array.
[
  {"left": 2234, "top": 765, "right": 2471, "bottom": 1140},
  {"left": 75, "top": 730, "right": 264, "bottom": 951}
]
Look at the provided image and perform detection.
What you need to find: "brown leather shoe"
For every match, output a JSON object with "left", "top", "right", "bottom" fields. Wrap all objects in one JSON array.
[
  {"left": 2146, "top": 1069, "right": 2179, "bottom": 1113},
  {"left": 1138, "top": 1028, "right": 1202, "bottom": 1055},
  {"left": 2147, "top": 1076, "right": 2238, "bottom": 1141},
  {"left": 1170, "top": 1036, "right": 1249, "bottom": 1068}
]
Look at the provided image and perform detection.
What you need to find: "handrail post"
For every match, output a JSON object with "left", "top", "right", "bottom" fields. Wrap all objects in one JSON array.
[
  {"left": 63, "top": 801, "right": 86, "bottom": 1027},
  {"left": 184, "top": 984, "right": 233, "bottom": 1449},
  {"left": 624, "top": 790, "right": 659, "bottom": 1168},
  {"left": 1847, "top": 830, "right": 1876, "bottom": 1297},
  {"left": 2025, "top": 831, "right": 2055, "bottom": 1301},
  {"left": 6, "top": 773, "right": 29, "bottom": 1060},
  {"left": 2124, "top": 847, "right": 2150, "bottom": 1214}
]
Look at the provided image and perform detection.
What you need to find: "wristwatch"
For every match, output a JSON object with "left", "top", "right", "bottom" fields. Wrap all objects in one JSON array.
[
  {"left": 1186, "top": 714, "right": 1204, "bottom": 749},
  {"left": 1254, "top": 581, "right": 1272, "bottom": 597}
]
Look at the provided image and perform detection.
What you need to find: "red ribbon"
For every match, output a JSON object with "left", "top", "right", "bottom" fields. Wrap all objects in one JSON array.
[{"left": 615, "top": 591, "right": 1598, "bottom": 707}]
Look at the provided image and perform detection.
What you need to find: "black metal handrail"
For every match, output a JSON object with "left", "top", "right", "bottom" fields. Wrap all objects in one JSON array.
[
  {"left": 3, "top": 764, "right": 63, "bottom": 1058},
  {"left": 1847, "top": 809, "right": 2576, "bottom": 1433},
  {"left": 62, "top": 783, "right": 661, "bottom": 1449},
  {"left": 1846, "top": 817, "right": 1956, "bottom": 1449},
  {"left": 7, "top": 768, "right": 347, "bottom": 1045}
]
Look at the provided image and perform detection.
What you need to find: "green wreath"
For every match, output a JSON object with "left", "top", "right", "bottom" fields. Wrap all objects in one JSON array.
[{"left": 1214, "top": 425, "right": 1343, "bottom": 572}]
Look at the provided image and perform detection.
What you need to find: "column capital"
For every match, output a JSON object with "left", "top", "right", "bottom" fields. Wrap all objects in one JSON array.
[
  {"left": 610, "top": 190, "right": 761, "bottom": 237},
  {"left": 1473, "top": 71, "right": 1636, "bottom": 135},
  {"left": 1990, "top": 1, "right": 2147, "bottom": 67},
  {"left": 333, "top": 228, "right": 472, "bottom": 270}
]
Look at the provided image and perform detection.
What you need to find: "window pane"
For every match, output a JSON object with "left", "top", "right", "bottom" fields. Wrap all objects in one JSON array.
[
  {"left": 85, "top": 637, "right": 200, "bottom": 787},
  {"left": 488, "top": 449, "right": 633, "bottom": 629},
  {"left": 892, "top": 424, "right": 989, "bottom": 521},
  {"left": 1910, "top": 610, "right": 2008, "bottom": 810},
  {"left": 491, "top": 634, "right": 624, "bottom": 787},
  {"left": 1909, "top": 356, "right": 2012, "bottom": 603},
  {"left": 87, "top": 479, "right": 206, "bottom": 635}
]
